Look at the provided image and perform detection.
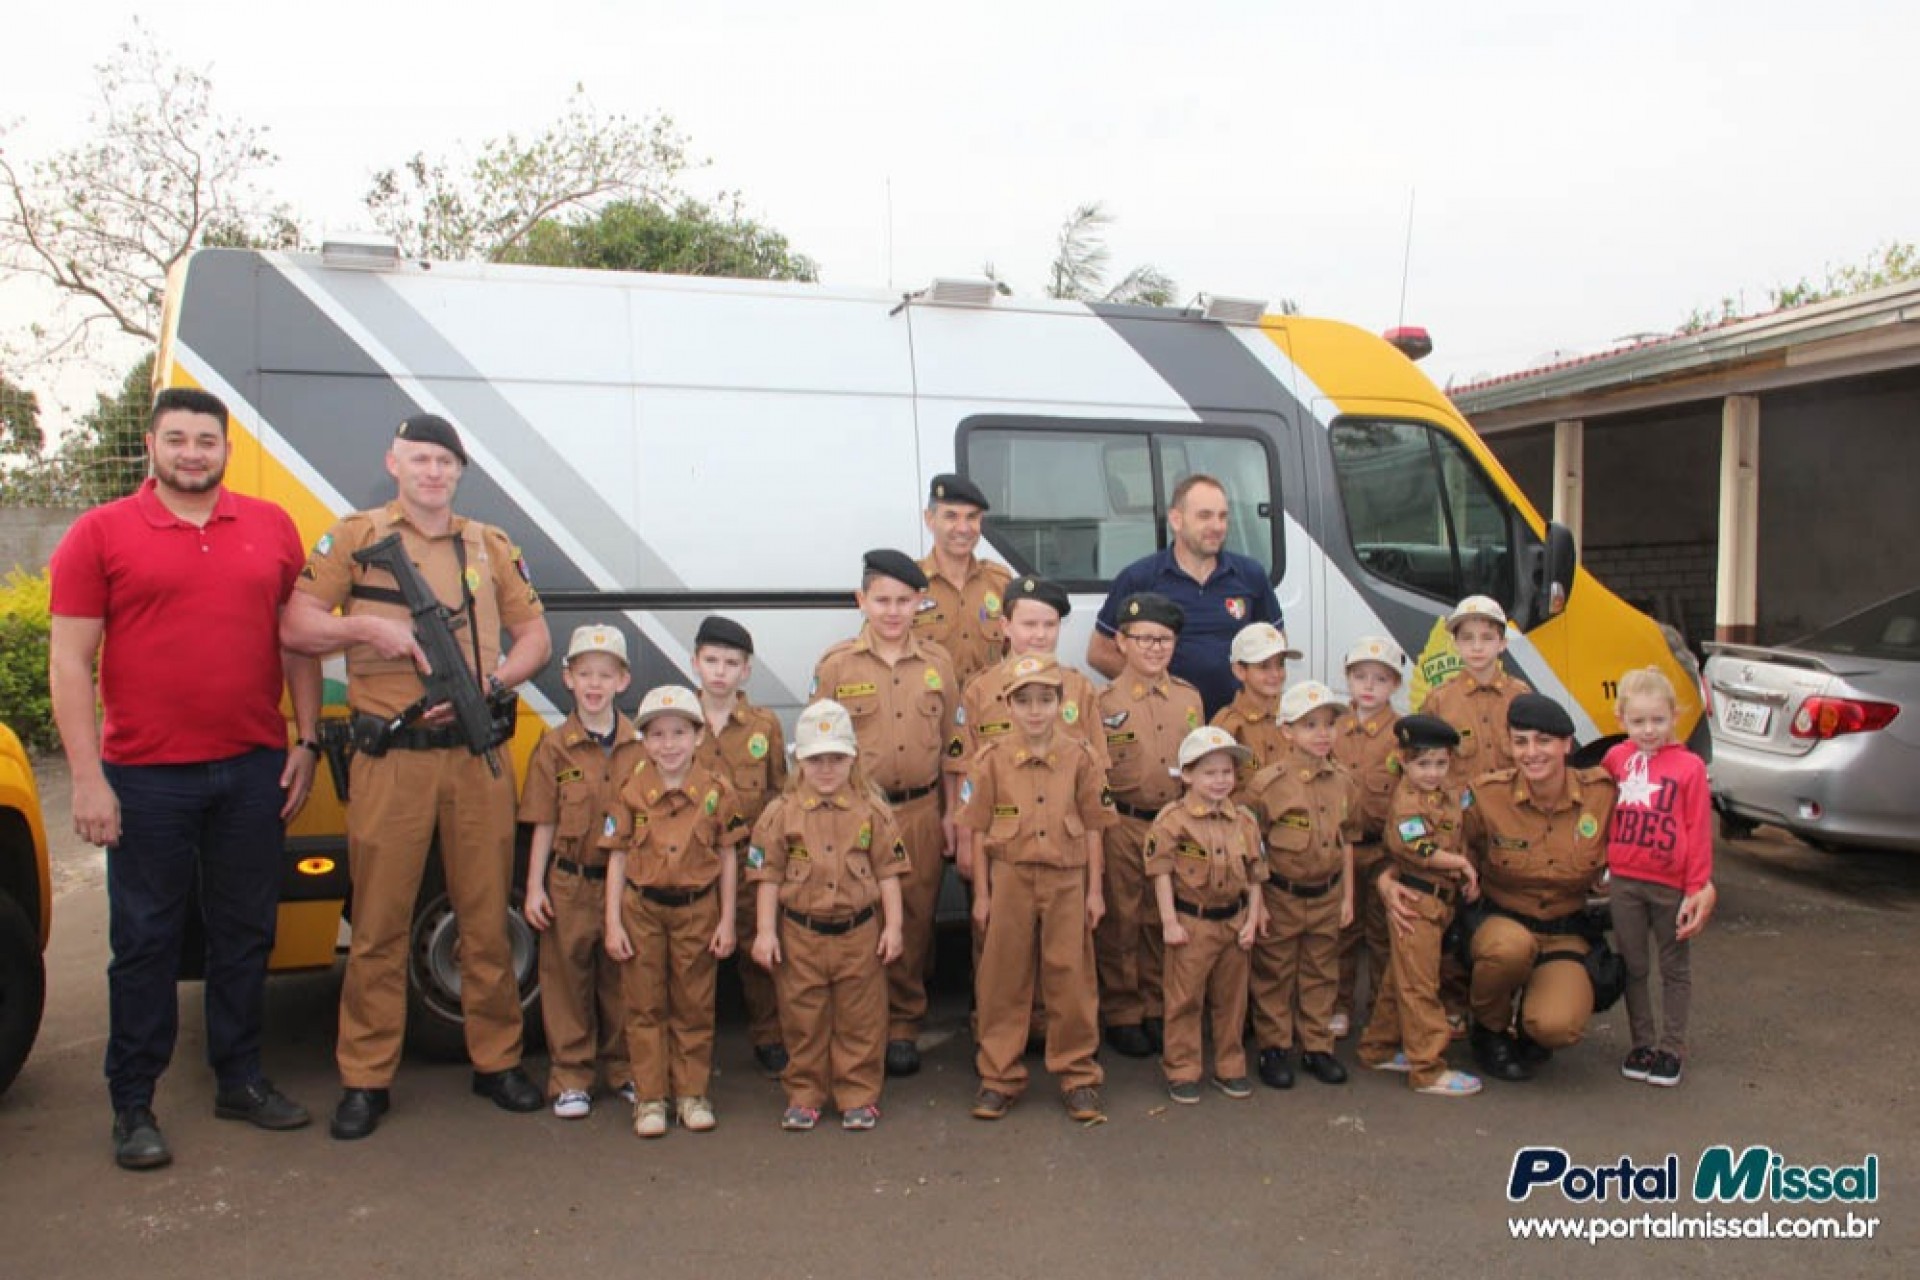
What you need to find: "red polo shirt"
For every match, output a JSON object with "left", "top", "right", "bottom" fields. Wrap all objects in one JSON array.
[{"left": 49, "top": 479, "right": 305, "bottom": 765}]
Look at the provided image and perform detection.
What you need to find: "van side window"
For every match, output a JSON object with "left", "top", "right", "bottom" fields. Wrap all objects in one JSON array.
[
  {"left": 963, "top": 421, "right": 1281, "bottom": 589},
  {"left": 1329, "top": 419, "right": 1514, "bottom": 608}
]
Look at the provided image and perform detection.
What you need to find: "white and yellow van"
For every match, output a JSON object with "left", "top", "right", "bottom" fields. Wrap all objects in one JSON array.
[{"left": 155, "top": 247, "right": 1701, "bottom": 1053}]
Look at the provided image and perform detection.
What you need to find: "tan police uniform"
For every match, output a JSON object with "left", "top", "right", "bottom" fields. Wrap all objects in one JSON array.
[
  {"left": 1465, "top": 766, "right": 1615, "bottom": 1049},
  {"left": 1247, "top": 748, "right": 1359, "bottom": 1054},
  {"left": 811, "top": 630, "right": 957, "bottom": 1043},
  {"left": 962, "top": 735, "right": 1116, "bottom": 1098},
  {"left": 1332, "top": 705, "right": 1399, "bottom": 1022},
  {"left": 747, "top": 786, "right": 907, "bottom": 1111},
  {"left": 947, "top": 656, "right": 1111, "bottom": 781},
  {"left": 915, "top": 551, "right": 1012, "bottom": 688},
  {"left": 1096, "top": 673, "right": 1203, "bottom": 1028},
  {"left": 298, "top": 501, "right": 542, "bottom": 1087},
  {"left": 1210, "top": 689, "right": 1288, "bottom": 807},
  {"left": 1144, "top": 798, "right": 1265, "bottom": 1085},
  {"left": 518, "top": 711, "right": 646, "bottom": 1096},
  {"left": 693, "top": 699, "right": 789, "bottom": 1053},
  {"left": 601, "top": 760, "right": 748, "bottom": 1100},
  {"left": 1421, "top": 668, "right": 1533, "bottom": 788},
  {"left": 1356, "top": 777, "right": 1470, "bottom": 1088}
]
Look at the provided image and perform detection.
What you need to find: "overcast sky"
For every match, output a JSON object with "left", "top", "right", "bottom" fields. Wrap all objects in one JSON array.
[{"left": 5, "top": 0, "right": 1914, "bottom": 411}]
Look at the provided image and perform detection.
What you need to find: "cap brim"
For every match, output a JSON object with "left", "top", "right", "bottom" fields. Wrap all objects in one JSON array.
[
  {"left": 1185, "top": 743, "right": 1253, "bottom": 767},
  {"left": 794, "top": 742, "right": 857, "bottom": 759},
  {"left": 636, "top": 707, "right": 702, "bottom": 729}
]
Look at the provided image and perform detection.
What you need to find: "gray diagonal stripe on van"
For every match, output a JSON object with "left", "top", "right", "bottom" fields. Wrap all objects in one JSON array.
[{"left": 1087, "top": 304, "right": 1436, "bottom": 654}]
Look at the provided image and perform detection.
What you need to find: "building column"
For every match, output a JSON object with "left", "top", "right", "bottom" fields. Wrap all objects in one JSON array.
[
  {"left": 1551, "top": 419, "right": 1584, "bottom": 547},
  {"left": 1715, "top": 395, "right": 1761, "bottom": 644}
]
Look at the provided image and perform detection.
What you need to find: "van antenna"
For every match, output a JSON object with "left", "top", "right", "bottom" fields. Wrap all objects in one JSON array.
[{"left": 1396, "top": 187, "right": 1417, "bottom": 329}]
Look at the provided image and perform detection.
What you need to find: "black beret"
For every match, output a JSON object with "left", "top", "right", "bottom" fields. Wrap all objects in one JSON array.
[
  {"left": 1507, "top": 692, "right": 1576, "bottom": 738},
  {"left": 862, "top": 548, "right": 928, "bottom": 591},
  {"left": 1394, "top": 714, "right": 1460, "bottom": 753},
  {"left": 928, "top": 473, "right": 990, "bottom": 511},
  {"left": 1003, "top": 574, "right": 1071, "bottom": 619},
  {"left": 394, "top": 413, "right": 468, "bottom": 464},
  {"left": 1118, "top": 592, "right": 1184, "bottom": 634},
  {"left": 694, "top": 615, "right": 754, "bottom": 655}
]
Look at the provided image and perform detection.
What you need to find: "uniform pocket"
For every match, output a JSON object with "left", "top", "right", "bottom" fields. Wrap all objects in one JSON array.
[
  {"left": 556, "top": 781, "right": 595, "bottom": 840},
  {"left": 1063, "top": 811, "right": 1087, "bottom": 839},
  {"left": 1267, "top": 821, "right": 1312, "bottom": 854}
]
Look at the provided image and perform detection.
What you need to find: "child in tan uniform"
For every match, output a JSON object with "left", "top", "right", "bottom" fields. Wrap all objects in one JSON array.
[
  {"left": 519, "top": 625, "right": 645, "bottom": 1117},
  {"left": 1209, "top": 623, "right": 1300, "bottom": 805},
  {"left": 1149, "top": 727, "right": 1267, "bottom": 1104},
  {"left": 748, "top": 701, "right": 906, "bottom": 1131},
  {"left": 1421, "top": 596, "right": 1533, "bottom": 788},
  {"left": 603, "top": 685, "right": 747, "bottom": 1138},
  {"left": 1355, "top": 715, "right": 1483, "bottom": 1096},
  {"left": 1331, "top": 635, "right": 1407, "bottom": 1039}
]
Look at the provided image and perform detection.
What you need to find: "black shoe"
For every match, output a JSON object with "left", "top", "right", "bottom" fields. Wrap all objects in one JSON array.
[
  {"left": 752, "top": 1042, "right": 790, "bottom": 1079},
  {"left": 1257, "top": 1047, "right": 1296, "bottom": 1090},
  {"left": 884, "top": 1039, "right": 921, "bottom": 1077},
  {"left": 1142, "top": 1017, "right": 1165, "bottom": 1052},
  {"left": 329, "top": 1087, "right": 390, "bottom": 1140},
  {"left": 1300, "top": 1051, "right": 1349, "bottom": 1085},
  {"left": 1470, "top": 1025, "right": 1533, "bottom": 1083},
  {"left": 112, "top": 1106, "right": 172, "bottom": 1170},
  {"left": 1515, "top": 1030, "right": 1554, "bottom": 1067},
  {"left": 214, "top": 1079, "right": 312, "bottom": 1131},
  {"left": 472, "top": 1067, "right": 543, "bottom": 1113},
  {"left": 1103, "top": 1024, "right": 1154, "bottom": 1058}
]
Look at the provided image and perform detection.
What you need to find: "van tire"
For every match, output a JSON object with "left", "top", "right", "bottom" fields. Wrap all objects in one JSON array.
[
  {"left": 403, "top": 845, "right": 543, "bottom": 1062},
  {"left": 0, "top": 893, "right": 45, "bottom": 1096}
]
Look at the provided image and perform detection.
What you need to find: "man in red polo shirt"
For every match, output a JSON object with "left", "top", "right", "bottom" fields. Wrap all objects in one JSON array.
[{"left": 48, "top": 387, "right": 322, "bottom": 1171}]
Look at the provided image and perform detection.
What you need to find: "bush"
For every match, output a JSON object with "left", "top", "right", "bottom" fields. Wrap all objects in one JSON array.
[{"left": 0, "top": 569, "right": 53, "bottom": 754}]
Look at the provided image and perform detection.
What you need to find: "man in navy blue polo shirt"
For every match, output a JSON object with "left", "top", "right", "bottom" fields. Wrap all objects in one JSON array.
[{"left": 1087, "top": 474, "right": 1283, "bottom": 718}]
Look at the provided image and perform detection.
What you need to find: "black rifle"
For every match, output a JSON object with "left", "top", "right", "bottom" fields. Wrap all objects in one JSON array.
[{"left": 352, "top": 532, "right": 503, "bottom": 777}]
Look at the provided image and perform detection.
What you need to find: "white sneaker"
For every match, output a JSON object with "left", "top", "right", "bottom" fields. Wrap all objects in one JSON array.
[
  {"left": 1368, "top": 1051, "right": 1412, "bottom": 1073},
  {"left": 1329, "top": 1011, "right": 1351, "bottom": 1039},
  {"left": 1415, "top": 1069, "right": 1483, "bottom": 1097},
  {"left": 615, "top": 1081, "right": 638, "bottom": 1105},
  {"left": 676, "top": 1095, "right": 717, "bottom": 1132},
  {"left": 634, "top": 1100, "right": 669, "bottom": 1138},
  {"left": 552, "top": 1089, "right": 591, "bottom": 1119}
]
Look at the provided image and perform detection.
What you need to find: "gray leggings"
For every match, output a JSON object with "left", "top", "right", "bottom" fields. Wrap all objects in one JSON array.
[{"left": 1609, "top": 877, "right": 1692, "bottom": 1056}]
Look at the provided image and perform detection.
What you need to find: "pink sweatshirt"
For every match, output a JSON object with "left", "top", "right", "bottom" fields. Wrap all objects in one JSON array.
[{"left": 1602, "top": 741, "right": 1712, "bottom": 893}]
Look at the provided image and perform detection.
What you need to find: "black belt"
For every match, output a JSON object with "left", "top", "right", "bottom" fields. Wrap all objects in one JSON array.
[
  {"left": 1113, "top": 798, "right": 1166, "bottom": 822},
  {"left": 629, "top": 881, "right": 718, "bottom": 907},
  {"left": 1399, "top": 871, "right": 1457, "bottom": 905},
  {"left": 554, "top": 858, "right": 607, "bottom": 882},
  {"left": 1174, "top": 895, "right": 1246, "bottom": 922},
  {"left": 884, "top": 781, "right": 938, "bottom": 804},
  {"left": 1492, "top": 905, "right": 1583, "bottom": 935},
  {"left": 782, "top": 905, "right": 877, "bottom": 935},
  {"left": 1263, "top": 869, "right": 1344, "bottom": 899},
  {"left": 389, "top": 725, "right": 467, "bottom": 751}
]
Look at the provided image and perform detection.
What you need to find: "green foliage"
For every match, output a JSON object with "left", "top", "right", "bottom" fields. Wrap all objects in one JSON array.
[
  {"left": 1042, "top": 202, "right": 1177, "bottom": 306},
  {"left": 502, "top": 196, "right": 818, "bottom": 281},
  {"left": 1679, "top": 241, "right": 1920, "bottom": 334},
  {"left": 0, "top": 374, "right": 40, "bottom": 460},
  {"left": 0, "top": 569, "right": 53, "bottom": 754},
  {"left": 0, "top": 354, "right": 151, "bottom": 506}
]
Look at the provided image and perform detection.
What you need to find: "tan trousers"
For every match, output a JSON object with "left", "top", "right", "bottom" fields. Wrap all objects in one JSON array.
[
  {"left": 886, "top": 791, "right": 945, "bottom": 1042},
  {"left": 338, "top": 748, "right": 521, "bottom": 1086},
  {"left": 1336, "top": 844, "right": 1392, "bottom": 1020},
  {"left": 1249, "top": 882, "right": 1342, "bottom": 1054},
  {"left": 735, "top": 865, "right": 782, "bottom": 1048},
  {"left": 618, "top": 887, "right": 720, "bottom": 1099},
  {"left": 538, "top": 861, "right": 631, "bottom": 1095},
  {"left": 1469, "top": 916, "right": 1593, "bottom": 1049},
  {"left": 1095, "top": 814, "right": 1163, "bottom": 1026},
  {"left": 974, "top": 862, "right": 1101, "bottom": 1095},
  {"left": 1160, "top": 908, "right": 1251, "bottom": 1083},
  {"left": 775, "top": 914, "right": 887, "bottom": 1111},
  {"left": 1357, "top": 890, "right": 1453, "bottom": 1087}
]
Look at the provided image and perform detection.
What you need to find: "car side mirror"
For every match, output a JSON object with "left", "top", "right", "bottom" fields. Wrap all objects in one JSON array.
[{"left": 1542, "top": 522, "right": 1577, "bottom": 618}]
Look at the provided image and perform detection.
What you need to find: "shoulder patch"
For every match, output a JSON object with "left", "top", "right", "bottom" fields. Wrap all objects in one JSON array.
[
  {"left": 703, "top": 789, "right": 719, "bottom": 815},
  {"left": 1061, "top": 701, "right": 1079, "bottom": 725},
  {"left": 747, "top": 732, "right": 769, "bottom": 760},
  {"left": 746, "top": 845, "right": 766, "bottom": 870},
  {"left": 924, "top": 666, "right": 943, "bottom": 691},
  {"left": 314, "top": 532, "right": 334, "bottom": 557},
  {"left": 1577, "top": 813, "right": 1599, "bottom": 840},
  {"left": 891, "top": 838, "right": 908, "bottom": 863},
  {"left": 603, "top": 814, "right": 617, "bottom": 837},
  {"left": 1396, "top": 816, "right": 1430, "bottom": 842},
  {"left": 857, "top": 822, "right": 873, "bottom": 850}
]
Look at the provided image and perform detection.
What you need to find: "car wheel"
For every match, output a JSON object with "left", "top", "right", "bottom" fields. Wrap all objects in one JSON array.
[
  {"left": 404, "top": 848, "right": 544, "bottom": 1061},
  {"left": 1717, "top": 811, "right": 1759, "bottom": 841},
  {"left": 0, "top": 893, "right": 46, "bottom": 1096}
]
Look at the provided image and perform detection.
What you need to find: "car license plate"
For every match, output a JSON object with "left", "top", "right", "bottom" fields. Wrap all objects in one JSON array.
[{"left": 1721, "top": 698, "right": 1772, "bottom": 735}]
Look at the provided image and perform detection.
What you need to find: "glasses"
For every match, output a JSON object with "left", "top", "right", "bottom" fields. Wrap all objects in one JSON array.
[{"left": 1122, "top": 631, "right": 1175, "bottom": 650}]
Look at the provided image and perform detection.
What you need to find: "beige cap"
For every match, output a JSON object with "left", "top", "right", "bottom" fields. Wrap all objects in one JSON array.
[
  {"left": 1279, "top": 680, "right": 1346, "bottom": 724},
  {"left": 793, "top": 700, "right": 858, "bottom": 759},
  {"left": 565, "top": 624, "right": 630, "bottom": 667},
  {"left": 1342, "top": 634, "right": 1407, "bottom": 674},
  {"left": 635, "top": 684, "right": 702, "bottom": 729},
  {"left": 1177, "top": 726, "right": 1253, "bottom": 770},
  {"left": 1445, "top": 595, "right": 1508, "bottom": 633},
  {"left": 1005, "top": 652, "right": 1064, "bottom": 693},
  {"left": 1230, "top": 622, "right": 1302, "bottom": 665}
]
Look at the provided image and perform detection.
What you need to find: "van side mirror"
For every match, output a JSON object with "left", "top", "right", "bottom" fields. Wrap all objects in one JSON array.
[{"left": 1542, "top": 522, "right": 1577, "bottom": 617}]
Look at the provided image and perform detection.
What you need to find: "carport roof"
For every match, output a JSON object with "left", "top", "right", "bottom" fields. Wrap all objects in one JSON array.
[{"left": 1451, "top": 280, "right": 1920, "bottom": 433}]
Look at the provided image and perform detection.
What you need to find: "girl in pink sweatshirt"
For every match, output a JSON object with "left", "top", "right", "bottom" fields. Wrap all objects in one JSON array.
[{"left": 1603, "top": 668, "right": 1716, "bottom": 1087}]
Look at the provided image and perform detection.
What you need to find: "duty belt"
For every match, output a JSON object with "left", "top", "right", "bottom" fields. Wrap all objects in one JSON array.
[
  {"left": 389, "top": 724, "right": 468, "bottom": 751},
  {"left": 1113, "top": 798, "right": 1167, "bottom": 822},
  {"left": 1174, "top": 895, "right": 1246, "bottom": 922},
  {"left": 553, "top": 858, "right": 608, "bottom": 882},
  {"left": 1264, "top": 869, "right": 1343, "bottom": 899},
  {"left": 1491, "top": 904, "right": 1583, "bottom": 935},
  {"left": 628, "top": 881, "right": 718, "bottom": 907},
  {"left": 1399, "top": 871, "right": 1458, "bottom": 905},
  {"left": 782, "top": 905, "right": 877, "bottom": 935},
  {"left": 884, "top": 781, "right": 938, "bottom": 805}
]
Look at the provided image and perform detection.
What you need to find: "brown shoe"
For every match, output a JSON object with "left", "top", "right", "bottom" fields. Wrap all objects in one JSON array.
[
  {"left": 970, "top": 1088, "right": 1013, "bottom": 1121},
  {"left": 1063, "top": 1086, "right": 1104, "bottom": 1122}
]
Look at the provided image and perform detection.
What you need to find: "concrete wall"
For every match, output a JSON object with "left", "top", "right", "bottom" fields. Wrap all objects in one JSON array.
[{"left": 0, "top": 507, "right": 79, "bottom": 575}]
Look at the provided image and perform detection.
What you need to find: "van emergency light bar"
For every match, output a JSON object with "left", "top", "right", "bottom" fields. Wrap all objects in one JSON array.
[
  {"left": 1199, "top": 295, "right": 1268, "bottom": 325},
  {"left": 320, "top": 234, "right": 401, "bottom": 271}
]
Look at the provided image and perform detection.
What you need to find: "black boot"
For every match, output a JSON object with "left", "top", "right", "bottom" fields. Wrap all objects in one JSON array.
[
  {"left": 1470, "top": 1024, "right": 1532, "bottom": 1082},
  {"left": 1257, "top": 1047, "right": 1295, "bottom": 1090}
]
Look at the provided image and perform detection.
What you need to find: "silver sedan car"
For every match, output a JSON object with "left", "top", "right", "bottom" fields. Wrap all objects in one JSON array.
[{"left": 1704, "top": 588, "right": 1920, "bottom": 852}]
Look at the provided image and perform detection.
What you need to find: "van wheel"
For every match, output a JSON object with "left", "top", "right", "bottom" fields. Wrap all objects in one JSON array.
[
  {"left": 404, "top": 849, "right": 543, "bottom": 1061},
  {"left": 0, "top": 894, "right": 46, "bottom": 1096},
  {"left": 1717, "top": 811, "right": 1758, "bottom": 842}
]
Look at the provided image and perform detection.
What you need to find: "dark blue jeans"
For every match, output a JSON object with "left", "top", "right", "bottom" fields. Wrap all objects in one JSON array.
[{"left": 102, "top": 748, "right": 286, "bottom": 1109}]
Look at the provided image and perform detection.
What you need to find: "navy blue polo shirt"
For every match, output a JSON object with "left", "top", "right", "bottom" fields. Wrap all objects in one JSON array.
[{"left": 1095, "top": 548, "right": 1283, "bottom": 717}]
